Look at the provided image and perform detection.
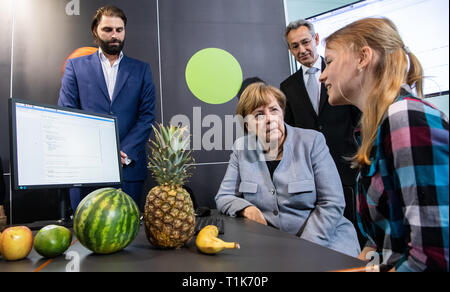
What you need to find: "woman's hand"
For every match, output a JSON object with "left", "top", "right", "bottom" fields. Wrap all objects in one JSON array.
[
  {"left": 358, "top": 247, "right": 376, "bottom": 261},
  {"left": 240, "top": 206, "right": 268, "bottom": 225}
]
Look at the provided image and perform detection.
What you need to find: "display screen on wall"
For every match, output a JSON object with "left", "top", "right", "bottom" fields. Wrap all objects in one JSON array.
[{"left": 306, "top": 0, "right": 449, "bottom": 97}]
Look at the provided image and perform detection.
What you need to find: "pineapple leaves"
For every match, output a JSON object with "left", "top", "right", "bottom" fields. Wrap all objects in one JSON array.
[{"left": 147, "top": 124, "right": 195, "bottom": 186}]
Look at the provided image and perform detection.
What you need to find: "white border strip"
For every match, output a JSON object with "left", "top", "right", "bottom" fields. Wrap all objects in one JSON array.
[
  {"left": 9, "top": 0, "right": 15, "bottom": 98},
  {"left": 282, "top": 0, "right": 297, "bottom": 75},
  {"left": 283, "top": 0, "right": 290, "bottom": 26},
  {"left": 8, "top": 0, "right": 16, "bottom": 224},
  {"left": 156, "top": 0, "right": 164, "bottom": 124}
]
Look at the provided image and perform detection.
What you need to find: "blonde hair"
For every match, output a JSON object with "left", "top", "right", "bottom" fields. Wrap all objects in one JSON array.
[
  {"left": 325, "top": 17, "right": 424, "bottom": 167},
  {"left": 236, "top": 82, "right": 286, "bottom": 117},
  {"left": 236, "top": 83, "right": 287, "bottom": 134}
]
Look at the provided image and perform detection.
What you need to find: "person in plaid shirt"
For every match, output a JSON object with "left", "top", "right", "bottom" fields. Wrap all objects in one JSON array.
[{"left": 319, "top": 17, "right": 449, "bottom": 272}]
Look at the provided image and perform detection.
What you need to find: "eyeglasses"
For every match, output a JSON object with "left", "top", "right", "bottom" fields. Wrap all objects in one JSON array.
[{"left": 289, "top": 35, "right": 316, "bottom": 51}]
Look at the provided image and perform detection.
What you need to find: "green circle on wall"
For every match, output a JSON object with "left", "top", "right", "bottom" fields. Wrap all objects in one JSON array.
[{"left": 185, "top": 48, "right": 243, "bottom": 105}]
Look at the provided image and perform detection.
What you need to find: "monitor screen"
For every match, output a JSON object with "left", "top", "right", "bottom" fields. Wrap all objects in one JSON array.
[
  {"left": 9, "top": 98, "right": 122, "bottom": 190},
  {"left": 305, "top": 0, "right": 449, "bottom": 97}
]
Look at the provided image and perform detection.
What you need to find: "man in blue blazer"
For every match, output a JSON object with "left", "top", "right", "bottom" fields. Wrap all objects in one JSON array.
[{"left": 58, "top": 6, "right": 155, "bottom": 210}]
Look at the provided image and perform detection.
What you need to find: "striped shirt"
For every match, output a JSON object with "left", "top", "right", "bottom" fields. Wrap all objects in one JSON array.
[{"left": 357, "top": 90, "right": 449, "bottom": 272}]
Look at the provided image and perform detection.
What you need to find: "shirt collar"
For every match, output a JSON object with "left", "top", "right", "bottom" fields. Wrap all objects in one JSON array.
[
  {"left": 98, "top": 48, "right": 124, "bottom": 65},
  {"left": 400, "top": 83, "right": 413, "bottom": 95},
  {"left": 302, "top": 57, "right": 322, "bottom": 74}
]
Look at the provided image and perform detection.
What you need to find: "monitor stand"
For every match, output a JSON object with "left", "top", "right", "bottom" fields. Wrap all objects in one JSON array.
[{"left": 24, "top": 189, "right": 73, "bottom": 231}]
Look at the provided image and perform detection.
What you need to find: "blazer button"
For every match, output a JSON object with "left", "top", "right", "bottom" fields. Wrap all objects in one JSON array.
[
  {"left": 318, "top": 125, "right": 323, "bottom": 131},
  {"left": 271, "top": 189, "right": 275, "bottom": 195},
  {"left": 273, "top": 210, "right": 279, "bottom": 216}
]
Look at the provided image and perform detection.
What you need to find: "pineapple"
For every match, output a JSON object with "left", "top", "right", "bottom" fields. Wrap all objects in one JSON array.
[{"left": 144, "top": 124, "right": 196, "bottom": 248}]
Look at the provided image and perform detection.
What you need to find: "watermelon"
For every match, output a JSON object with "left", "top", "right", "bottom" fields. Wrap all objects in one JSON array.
[
  {"left": 34, "top": 225, "right": 72, "bottom": 258},
  {"left": 73, "top": 188, "right": 140, "bottom": 254}
]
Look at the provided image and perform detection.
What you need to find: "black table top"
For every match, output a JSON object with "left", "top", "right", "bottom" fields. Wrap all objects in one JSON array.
[{"left": 0, "top": 212, "right": 365, "bottom": 272}]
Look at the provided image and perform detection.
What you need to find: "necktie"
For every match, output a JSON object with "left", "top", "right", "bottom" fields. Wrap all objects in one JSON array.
[{"left": 305, "top": 67, "right": 320, "bottom": 114}]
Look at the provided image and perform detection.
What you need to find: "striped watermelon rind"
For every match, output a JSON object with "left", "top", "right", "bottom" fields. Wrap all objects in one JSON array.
[{"left": 73, "top": 188, "right": 140, "bottom": 254}]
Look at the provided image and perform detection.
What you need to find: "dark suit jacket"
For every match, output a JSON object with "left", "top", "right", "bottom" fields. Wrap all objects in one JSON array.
[
  {"left": 58, "top": 52, "right": 156, "bottom": 181},
  {"left": 280, "top": 57, "right": 360, "bottom": 186}
]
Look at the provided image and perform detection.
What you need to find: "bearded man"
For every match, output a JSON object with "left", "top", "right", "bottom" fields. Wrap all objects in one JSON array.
[{"left": 58, "top": 5, "right": 156, "bottom": 210}]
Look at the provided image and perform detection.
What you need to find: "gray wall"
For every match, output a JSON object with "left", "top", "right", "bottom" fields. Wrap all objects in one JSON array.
[
  {"left": 0, "top": 0, "right": 290, "bottom": 223},
  {"left": 0, "top": 0, "right": 12, "bottom": 167},
  {"left": 158, "top": 0, "right": 290, "bottom": 208}
]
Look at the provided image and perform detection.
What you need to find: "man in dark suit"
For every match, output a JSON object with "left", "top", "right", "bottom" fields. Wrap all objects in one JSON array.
[
  {"left": 280, "top": 19, "right": 360, "bottom": 223},
  {"left": 58, "top": 6, "right": 156, "bottom": 210}
]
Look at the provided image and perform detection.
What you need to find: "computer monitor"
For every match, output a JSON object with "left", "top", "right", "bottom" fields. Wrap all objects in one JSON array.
[
  {"left": 9, "top": 98, "right": 122, "bottom": 191},
  {"left": 304, "top": 0, "right": 449, "bottom": 98}
]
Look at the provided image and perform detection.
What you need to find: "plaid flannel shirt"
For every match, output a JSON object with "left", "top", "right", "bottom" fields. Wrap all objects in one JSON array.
[{"left": 357, "top": 90, "right": 449, "bottom": 272}]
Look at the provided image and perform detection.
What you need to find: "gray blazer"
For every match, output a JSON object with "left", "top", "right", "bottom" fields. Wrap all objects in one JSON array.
[{"left": 215, "top": 124, "right": 361, "bottom": 257}]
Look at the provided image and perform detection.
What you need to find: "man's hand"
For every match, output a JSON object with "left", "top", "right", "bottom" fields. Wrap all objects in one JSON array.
[
  {"left": 240, "top": 206, "right": 267, "bottom": 225},
  {"left": 120, "top": 151, "right": 127, "bottom": 166}
]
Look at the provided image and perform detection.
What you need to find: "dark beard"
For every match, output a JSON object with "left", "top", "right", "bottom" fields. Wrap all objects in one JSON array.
[{"left": 98, "top": 38, "right": 125, "bottom": 56}]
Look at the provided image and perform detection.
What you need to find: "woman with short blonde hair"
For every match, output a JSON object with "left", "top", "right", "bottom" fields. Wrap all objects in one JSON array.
[
  {"left": 236, "top": 82, "right": 286, "bottom": 119},
  {"left": 215, "top": 82, "right": 361, "bottom": 257}
]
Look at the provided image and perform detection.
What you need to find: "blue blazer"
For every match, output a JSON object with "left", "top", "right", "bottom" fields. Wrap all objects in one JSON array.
[
  {"left": 58, "top": 52, "right": 156, "bottom": 181},
  {"left": 215, "top": 124, "right": 361, "bottom": 257}
]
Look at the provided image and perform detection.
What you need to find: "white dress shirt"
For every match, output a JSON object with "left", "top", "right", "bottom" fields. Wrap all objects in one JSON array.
[{"left": 99, "top": 48, "right": 124, "bottom": 100}]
